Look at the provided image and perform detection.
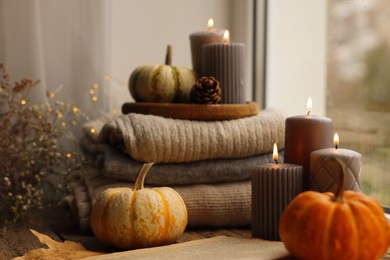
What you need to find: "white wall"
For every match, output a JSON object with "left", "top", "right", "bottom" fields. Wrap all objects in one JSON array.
[
  {"left": 230, "top": 0, "right": 253, "bottom": 103},
  {"left": 265, "top": 0, "right": 327, "bottom": 116},
  {"left": 109, "top": 0, "right": 253, "bottom": 110}
]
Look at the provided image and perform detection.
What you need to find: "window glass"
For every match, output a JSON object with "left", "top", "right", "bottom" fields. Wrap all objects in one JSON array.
[{"left": 327, "top": 0, "right": 390, "bottom": 207}]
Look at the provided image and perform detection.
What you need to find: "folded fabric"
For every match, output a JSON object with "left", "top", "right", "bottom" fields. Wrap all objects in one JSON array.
[
  {"left": 67, "top": 168, "right": 252, "bottom": 232},
  {"left": 81, "top": 137, "right": 283, "bottom": 185},
  {"left": 83, "top": 110, "right": 285, "bottom": 163}
]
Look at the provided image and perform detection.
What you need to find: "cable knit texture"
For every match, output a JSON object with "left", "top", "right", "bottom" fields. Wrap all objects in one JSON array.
[{"left": 83, "top": 110, "right": 285, "bottom": 163}]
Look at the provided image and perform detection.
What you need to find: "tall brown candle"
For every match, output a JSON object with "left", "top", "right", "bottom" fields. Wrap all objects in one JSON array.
[
  {"left": 189, "top": 18, "right": 224, "bottom": 76},
  {"left": 284, "top": 97, "right": 333, "bottom": 190}
]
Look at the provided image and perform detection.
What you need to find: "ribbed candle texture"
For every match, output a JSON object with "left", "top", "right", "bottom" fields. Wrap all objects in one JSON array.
[
  {"left": 201, "top": 42, "right": 245, "bottom": 104},
  {"left": 252, "top": 164, "right": 303, "bottom": 241}
]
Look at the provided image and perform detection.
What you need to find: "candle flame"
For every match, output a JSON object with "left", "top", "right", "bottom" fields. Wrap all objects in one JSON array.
[
  {"left": 223, "top": 30, "right": 230, "bottom": 44},
  {"left": 306, "top": 97, "right": 312, "bottom": 115},
  {"left": 273, "top": 143, "right": 279, "bottom": 163},
  {"left": 334, "top": 133, "right": 339, "bottom": 149},
  {"left": 208, "top": 18, "right": 214, "bottom": 30}
]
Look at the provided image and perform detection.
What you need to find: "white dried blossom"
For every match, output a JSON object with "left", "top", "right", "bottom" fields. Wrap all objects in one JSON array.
[
  {"left": 2, "top": 177, "right": 10, "bottom": 186},
  {"left": 0, "top": 64, "right": 88, "bottom": 234}
]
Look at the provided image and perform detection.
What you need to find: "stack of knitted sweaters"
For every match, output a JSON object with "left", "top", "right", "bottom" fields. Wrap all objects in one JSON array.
[{"left": 66, "top": 110, "right": 285, "bottom": 232}]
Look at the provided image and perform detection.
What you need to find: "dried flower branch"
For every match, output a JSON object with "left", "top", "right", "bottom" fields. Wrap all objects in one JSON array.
[{"left": 0, "top": 64, "right": 87, "bottom": 234}]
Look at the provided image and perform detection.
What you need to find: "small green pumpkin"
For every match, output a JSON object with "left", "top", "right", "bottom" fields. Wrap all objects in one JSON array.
[{"left": 129, "top": 45, "right": 197, "bottom": 103}]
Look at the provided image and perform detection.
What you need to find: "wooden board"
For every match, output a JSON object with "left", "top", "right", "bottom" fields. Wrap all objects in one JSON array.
[
  {"left": 2, "top": 207, "right": 390, "bottom": 259},
  {"left": 121, "top": 102, "right": 260, "bottom": 120}
]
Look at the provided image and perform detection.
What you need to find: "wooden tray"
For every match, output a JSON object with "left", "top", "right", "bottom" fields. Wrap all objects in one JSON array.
[{"left": 121, "top": 102, "right": 260, "bottom": 120}]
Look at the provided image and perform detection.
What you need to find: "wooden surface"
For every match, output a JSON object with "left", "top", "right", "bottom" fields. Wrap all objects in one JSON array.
[
  {"left": 0, "top": 206, "right": 253, "bottom": 259},
  {"left": 121, "top": 101, "right": 260, "bottom": 120},
  {"left": 2, "top": 206, "right": 390, "bottom": 260}
]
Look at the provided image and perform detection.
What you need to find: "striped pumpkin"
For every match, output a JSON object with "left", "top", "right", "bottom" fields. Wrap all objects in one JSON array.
[
  {"left": 129, "top": 45, "right": 197, "bottom": 103},
  {"left": 91, "top": 163, "right": 188, "bottom": 250}
]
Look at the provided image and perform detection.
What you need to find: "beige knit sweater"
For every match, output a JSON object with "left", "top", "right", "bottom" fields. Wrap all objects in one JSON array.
[
  {"left": 67, "top": 168, "right": 252, "bottom": 232},
  {"left": 83, "top": 110, "right": 285, "bottom": 163}
]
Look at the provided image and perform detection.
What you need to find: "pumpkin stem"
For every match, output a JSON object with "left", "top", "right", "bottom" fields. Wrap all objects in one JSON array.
[
  {"left": 165, "top": 45, "right": 172, "bottom": 66},
  {"left": 133, "top": 163, "right": 154, "bottom": 190},
  {"left": 332, "top": 157, "right": 347, "bottom": 203}
]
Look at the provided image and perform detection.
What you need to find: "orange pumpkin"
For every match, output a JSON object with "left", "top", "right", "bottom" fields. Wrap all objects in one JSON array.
[
  {"left": 91, "top": 163, "right": 188, "bottom": 250},
  {"left": 279, "top": 159, "right": 390, "bottom": 260}
]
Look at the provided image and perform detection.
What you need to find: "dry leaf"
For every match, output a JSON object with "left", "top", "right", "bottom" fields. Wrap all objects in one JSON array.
[{"left": 13, "top": 229, "right": 106, "bottom": 260}]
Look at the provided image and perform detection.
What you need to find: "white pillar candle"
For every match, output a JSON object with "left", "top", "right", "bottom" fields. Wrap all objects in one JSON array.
[
  {"left": 310, "top": 133, "right": 362, "bottom": 192},
  {"left": 189, "top": 18, "right": 224, "bottom": 76},
  {"left": 201, "top": 30, "right": 245, "bottom": 104},
  {"left": 252, "top": 144, "right": 303, "bottom": 241}
]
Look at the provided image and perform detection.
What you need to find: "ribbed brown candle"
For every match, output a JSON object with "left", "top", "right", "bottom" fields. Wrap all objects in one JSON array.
[
  {"left": 251, "top": 164, "right": 303, "bottom": 241},
  {"left": 284, "top": 115, "right": 333, "bottom": 190},
  {"left": 201, "top": 42, "right": 245, "bottom": 104}
]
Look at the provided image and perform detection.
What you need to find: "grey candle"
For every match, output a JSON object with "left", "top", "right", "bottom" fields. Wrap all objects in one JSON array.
[
  {"left": 189, "top": 18, "right": 224, "bottom": 76},
  {"left": 252, "top": 144, "right": 303, "bottom": 241},
  {"left": 201, "top": 30, "right": 245, "bottom": 104},
  {"left": 310, "top": 133, "right": 362, "bottom": 192}
]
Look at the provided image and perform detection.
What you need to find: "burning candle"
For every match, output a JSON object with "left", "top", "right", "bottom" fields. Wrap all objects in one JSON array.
[
  {"left": 252, "top": 143, "right": 303, "bottom": 241},
  {"left": 201, "top": 30, "right": 245, "bottom": 104},
  {"left": 284, "top": 97, "right": 334, "bottom": 190},
  {"left": 310, "top": 133, "right": 362, "bottom": 192},
  {"left": 189, "top": 18, "right": 224, "bottom": 76}
]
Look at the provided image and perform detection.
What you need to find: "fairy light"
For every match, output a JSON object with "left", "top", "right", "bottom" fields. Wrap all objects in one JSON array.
[
  {"left": 104, "top": 74, "right": 111, "bottom": 81},
  {"left": 90, "top": 128, "right": 96, "bottom": 135},
  {"left": 92, "top": 96, "right": 98, "bottom": 102},
  {"left": 20, "top": 99, "right": 27, "bottom": 105},
  {"left": 48, "top": 84, "right": 64, "bottom": 99},
  {"left": 89, "top": 89, "right": 95, "bottom": 95},
  {"left": 66, "top": 153, "right": 72, "bottom": 158},
  {"left": 57, "top": 113, "right": 63, "bottom": 119},
  {"left": 72, "top": 106, "right": 79, "bottom": 114},
  {"left": 112, "top": 108, "right": 119, "bottom": 114},
  {"left": 93, "top": 82, "right": 99, "bottom": 88},
  {"left": 61, "top": 122, "right": 66, "bottom": 127}
]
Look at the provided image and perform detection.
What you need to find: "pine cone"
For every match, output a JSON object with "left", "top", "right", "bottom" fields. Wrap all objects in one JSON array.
[{"left": 191, "top": 76, "right": 222, "bottom": 104}]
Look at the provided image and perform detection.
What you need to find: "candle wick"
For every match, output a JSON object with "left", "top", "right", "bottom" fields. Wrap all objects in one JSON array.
[
  {"left": 274, "top": 159, "right": 279, "bottom": 165},
  {"left": 307, "top": 111, "right": 310, "bottom": 116},
  {"left": 335, "top": 144, "right": 338, "bottom": 149}
]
